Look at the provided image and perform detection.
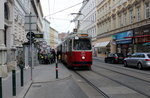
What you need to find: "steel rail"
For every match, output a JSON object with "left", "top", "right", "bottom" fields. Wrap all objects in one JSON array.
[
  {"left": 93, "top": 64, "right": 150, "bottom": 84},
  {"left": 75, "top": 71, "right": 110, "bottom": 98},
  {"left": 92, "top": 65, "right": 150, "bottom": 98},
  {"left": 94, "top": 59, "right": 150, "bottom": 76}
]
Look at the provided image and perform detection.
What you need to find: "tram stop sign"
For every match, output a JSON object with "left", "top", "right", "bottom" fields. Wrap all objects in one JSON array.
[{"left": 26, "top": 32, "right": 35, "bottom": 40}]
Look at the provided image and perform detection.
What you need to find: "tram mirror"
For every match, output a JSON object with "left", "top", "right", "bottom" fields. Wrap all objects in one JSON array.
[{"left": 75, "top": 36, "right": 79, "bottom": 39}]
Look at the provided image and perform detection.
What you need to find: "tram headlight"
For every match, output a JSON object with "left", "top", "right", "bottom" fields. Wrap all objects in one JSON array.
[{"left": 82, "top": 56, "right": 85, "bottom": 60}]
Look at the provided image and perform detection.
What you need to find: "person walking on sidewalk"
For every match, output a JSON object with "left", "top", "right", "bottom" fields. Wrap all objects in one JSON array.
[
  {"left": 51, "top": 49, "right": 56, "bottom": 63},
  {"left": 18, "top": 57, "right": 24, "bottom": 69}
]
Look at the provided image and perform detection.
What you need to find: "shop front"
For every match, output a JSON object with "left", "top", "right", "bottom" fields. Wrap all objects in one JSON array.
[
  {"left": 92, "top": 41, "right": 97, "bottom": 57},
  {"left": 94, "top": 37, "right": 113, "bottom": 58},
  {"left": 115, "top": 30, "right": 133, "bottom": 56},
  {"left": 133, "top": 24, "right": 150, "bottom": 52}
]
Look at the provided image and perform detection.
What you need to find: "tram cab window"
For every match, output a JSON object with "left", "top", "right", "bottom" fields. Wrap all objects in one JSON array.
[{"left": 73, "top": 39, "right": 91, "bottom": 50}]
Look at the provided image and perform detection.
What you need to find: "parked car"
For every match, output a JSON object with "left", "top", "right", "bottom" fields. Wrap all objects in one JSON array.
[
  {"left": 124, "top": 53, "right": 150, "bottom": 69},
  {"left": 105, "top": 53, "right": 125, "bottom": 64}
]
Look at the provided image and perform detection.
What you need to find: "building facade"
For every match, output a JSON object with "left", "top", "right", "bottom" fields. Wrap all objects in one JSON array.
[
  {"left": 14, "top": 0, "right": 30, "bottom": 47},
  {"left": 50, "top": 27, "right": 58, "bottom": 49},
  {"left": 43, "top": 18, "right": 50, "bottom": 46},
  {"left": 0, "top": 0, "right": 14, "bottom": 77},
  {"left": 96, "top": 0, "right": 150, "bottom": 58},
  {"left": 57, "top": 33, "right": 69, "bottom": 48},
  {"left": 58, "top": 33, "right": 69, "bottom": 42},
  {"left": 54, "top": 30, "right": 59, "bottom": 49},
  {"left": 0, "top": 0, "right": 31, "bottom": 77},
  {"left": 74, "top": 0, "right": 97, "bottom": 42},
  {"left": 24, "top": 0, "right": 44, "bottom": 67}
]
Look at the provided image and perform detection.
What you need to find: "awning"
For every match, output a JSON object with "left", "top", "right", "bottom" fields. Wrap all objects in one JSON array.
[{"left": 94, "top": 41, "right": 110, "bottom": 48}]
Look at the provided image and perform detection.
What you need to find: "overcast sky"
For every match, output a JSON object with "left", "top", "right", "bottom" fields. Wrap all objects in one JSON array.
[{"left": 41, "top": 0, "right": 83, "bottom": 33}]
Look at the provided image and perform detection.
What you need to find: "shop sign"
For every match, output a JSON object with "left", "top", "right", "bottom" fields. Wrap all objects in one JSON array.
[
  {"left": 115, "top": 30, "right": 133, "bottom": 44},
  {"left": 116, "top": 39, "right": 132, "bottom": 44},
  {"left": 112, "top": 35, "right": 116, "bottom": 39},
  {"left": 115, "top": 30, "right": 133, "bottom": 40}
]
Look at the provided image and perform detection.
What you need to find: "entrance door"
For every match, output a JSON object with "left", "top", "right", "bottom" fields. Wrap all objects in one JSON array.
[{"left": 121, "top": 44, "right": 129, "bottom": 56}]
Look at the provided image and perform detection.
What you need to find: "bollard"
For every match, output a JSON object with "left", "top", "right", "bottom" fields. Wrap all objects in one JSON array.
[
  {"left": 12, "top": 70, "right": 16, "bottom": 96},
  {"left": 20, "top": 68, "right": 24, "bottom": 87},
  {"left": 56, "top": 58, "right": 58, "bottom": 79},
  {"left": 0, "top": 77, "right": 2, "bottom": 98}
]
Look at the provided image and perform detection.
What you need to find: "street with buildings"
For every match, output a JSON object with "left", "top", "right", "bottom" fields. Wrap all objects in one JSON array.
[{"left": 0, "top": 0, "right": 150, "bottom": 98}]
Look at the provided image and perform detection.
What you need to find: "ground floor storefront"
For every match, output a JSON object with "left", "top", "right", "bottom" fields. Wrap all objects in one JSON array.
[
  {"left": 133, "top": 24, "right": 150, "bottom": 53},
  {"left": 94, "top": 36, "right": 116, "bottom": 58},
  {"left": 115, "top": 30, "right": 134, "bottom": 56},
  {"left": 95, "top": 24, "right": 150, "bottom": 58}
]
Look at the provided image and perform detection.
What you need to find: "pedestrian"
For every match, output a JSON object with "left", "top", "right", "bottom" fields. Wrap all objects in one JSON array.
[
  {"left": 59, "top": 54, "right": 61, "bottom": 62},
  {"left": 48, "top": 53, "right": 51, "bottom": 64},
  {"left": 50, "top": 49, "right": 56, "bottom": 63},
  {"left": 18, "top": 57, "right": 24, "bottom": 69}
]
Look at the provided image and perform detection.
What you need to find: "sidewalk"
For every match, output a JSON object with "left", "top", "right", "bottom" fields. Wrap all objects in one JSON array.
[
  {"left": 1, "top": 58, "right": 104, "bottom": 98},
  {"left": 22, "top": 63, "right": 88, "bottom": 98},
  {"left": 17, "top": 62, "right": 72, "bottom": 98},
  {"left": 32, "top": 63, "right": 71, "bottom": 83},
  {"left": 2, "top": 67, "right": 31, "bottom": 98}
]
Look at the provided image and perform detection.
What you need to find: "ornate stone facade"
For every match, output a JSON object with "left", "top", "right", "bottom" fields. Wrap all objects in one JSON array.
[
  {"left": 96, "top": 0, "right": 150, "bottom": 57},
  {"left": 0, "top": 0, "right": 30, "bottom": 77}
]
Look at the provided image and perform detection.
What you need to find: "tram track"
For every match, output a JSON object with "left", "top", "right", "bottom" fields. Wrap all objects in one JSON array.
[
  {"left": 75, "top": 69, "right": 150, "bottom": 98},
  {"left": 93, "top": 64, "right": 150, "bottom": 83},
  {"left": 92, "top": 64, "right": 150, "bottom": 98},
  {"left": 74, "top": 71, "right": 110, "bottom": 98},
  {"left": 94, "top": 59, "right": 150, "bottom": 76}
]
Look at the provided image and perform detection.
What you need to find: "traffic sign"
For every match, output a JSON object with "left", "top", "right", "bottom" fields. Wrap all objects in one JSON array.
[
  {"left": 26, "top": 32, "right": 35, "bottom": 40},
  {"left": 34, "top": 33, "right": 43, "bottom": 38}
]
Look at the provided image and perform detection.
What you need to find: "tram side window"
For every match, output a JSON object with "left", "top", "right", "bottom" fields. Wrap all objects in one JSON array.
[
  {"left": 74, "top": 39, "right": 91, "bottom": 50},
  {"left": 65, "top": 42, "right": 67, "bottom": 52}
]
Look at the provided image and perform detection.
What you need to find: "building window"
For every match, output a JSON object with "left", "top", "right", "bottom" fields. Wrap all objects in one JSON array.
[
  {"left": 4, "top": 3, "right": 9, "bottom": 20},
  {"left": 124, "top": 13, "right": 127, "bottom": 26},
  {"left": 118, "top": 15, "right": 122, "bottom": 27},
  {"left": 4, "top": 26, "right": 7, "bottom": 46},
  {"left": 113, "top": 17, "right": 116, "bottom": 29},
  {"left": 145, "top": 2, "right": 150, "bottom": 19},
  {"left": 108, "top": 20, "right": 111, "bottom": 31},
  {"left": 129, "top": 9, "right": 133, "bottom": 24},
  {"left": 136, "top": 7, "right": 141, "bottom": 21}
]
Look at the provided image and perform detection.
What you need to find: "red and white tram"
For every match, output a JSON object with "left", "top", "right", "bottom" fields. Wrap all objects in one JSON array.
[{"left": 59, "top": 32, "right": 92, "bottom": 69}]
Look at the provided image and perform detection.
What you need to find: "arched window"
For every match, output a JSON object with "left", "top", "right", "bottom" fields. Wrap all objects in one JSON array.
[{"left": 4, "top": 3, "right": 10, "bottom": 20}]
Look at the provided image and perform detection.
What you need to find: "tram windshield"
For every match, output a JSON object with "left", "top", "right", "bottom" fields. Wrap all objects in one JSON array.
[{"left": 73, "top": 38, "right": 91, "bottom": 50}]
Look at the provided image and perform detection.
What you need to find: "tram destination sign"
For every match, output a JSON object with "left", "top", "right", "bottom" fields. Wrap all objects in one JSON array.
[{"left": 78, "top": 34, "right": 88, "bottom": 37}]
